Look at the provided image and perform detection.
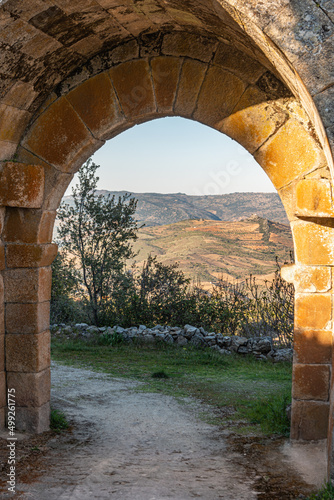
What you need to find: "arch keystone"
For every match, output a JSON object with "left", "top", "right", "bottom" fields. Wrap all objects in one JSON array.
[{"left": 151, "top": 57, "right": 182, "bottom": 113}]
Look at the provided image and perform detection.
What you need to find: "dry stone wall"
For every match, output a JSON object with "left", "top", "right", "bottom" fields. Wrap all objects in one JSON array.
[{"left": 51, "top": 323, "right": 294, "bottom": 363}]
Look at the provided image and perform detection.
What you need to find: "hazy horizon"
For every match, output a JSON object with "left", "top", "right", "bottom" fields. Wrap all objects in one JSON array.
[{"left": 65, "top": 117, "right": 276, "bottom": 197}]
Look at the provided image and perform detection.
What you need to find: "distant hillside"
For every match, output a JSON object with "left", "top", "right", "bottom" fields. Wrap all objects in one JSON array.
[
  {"left": 131, "top": 216, "right": 293, "bottom": 286},
  {"left": 61, "top": 191, "right": 289, "bottom": 227}
]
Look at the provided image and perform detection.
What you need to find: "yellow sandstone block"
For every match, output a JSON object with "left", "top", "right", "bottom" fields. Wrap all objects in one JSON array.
[
  {"left": 295, "top": 293, "right": 331, "bottom": 330},
  {"left": 109, "top": 59, "right": 155, "bottom": 118},
  {"left": 151, "top": 57, "right": 182, "bottom": 113},
  {"left": 292, "top": 220, "right": 334, "bottom": 265},
  {"left": 296, "top": 178, "right": 334, "bottom": 217},
  {"left": 255, "top": 119, "right": 323, "bottom": 190}
]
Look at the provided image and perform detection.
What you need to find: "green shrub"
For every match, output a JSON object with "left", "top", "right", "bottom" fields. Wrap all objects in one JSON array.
[{"left": 50, "top": 409, "right": 69, "bottom": 431}]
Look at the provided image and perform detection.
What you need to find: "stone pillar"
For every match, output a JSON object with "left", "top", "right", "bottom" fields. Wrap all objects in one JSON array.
[
  {"left": 282, "top": 264, "right": 332, "bottom": 442},
  {"left": 283, "top": 178, "right": 334, "bottom": 477},
  {"left": 0, "top": 208, "right": 5, "bottom": 429},
  {"left": 4, "top": 245, "right": 56, "bottom": 432},
  {"left": 0, "top": 162, "right": 56, "bottom": 433}
]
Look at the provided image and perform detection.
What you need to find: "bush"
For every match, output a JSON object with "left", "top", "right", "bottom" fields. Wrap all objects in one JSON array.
[{"left": 52, "top": 238, "right": 294, "bottom": 345}]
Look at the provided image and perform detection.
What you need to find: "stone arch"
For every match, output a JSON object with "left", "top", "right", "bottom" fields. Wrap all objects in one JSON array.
[{"left": 0, "top": 0, "right": 334, "bottom": 480}]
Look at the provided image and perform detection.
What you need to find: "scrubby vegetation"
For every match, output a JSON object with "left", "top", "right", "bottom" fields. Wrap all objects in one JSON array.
[
  {"left": 52, "top": 159, "right": 294, "bottom": 347},
  {"left": 52, "top": 252, "right": 294, "bottom": 346},
  {"left": 306, "top": 482, "right": 334, "bottom": 499}
]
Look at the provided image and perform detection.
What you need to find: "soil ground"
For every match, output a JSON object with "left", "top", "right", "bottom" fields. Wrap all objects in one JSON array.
[{"left": 0, "top": 362, "right": 321, "bottom": 499}]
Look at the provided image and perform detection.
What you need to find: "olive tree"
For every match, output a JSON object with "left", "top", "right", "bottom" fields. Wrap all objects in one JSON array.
[{"left": 56, "top": 159, "right": 139, "bottom": 325}]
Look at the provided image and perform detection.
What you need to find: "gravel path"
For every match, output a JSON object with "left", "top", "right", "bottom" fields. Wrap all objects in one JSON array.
[
  {"left": 0, "top": 361, "right": 321, "bottom": 499},
  {"left": 15, "top": 361, "right": 257, "bottom": 499}
]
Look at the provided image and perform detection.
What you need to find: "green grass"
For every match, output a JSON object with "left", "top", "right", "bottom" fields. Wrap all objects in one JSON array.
[
  {"left": 306, "top": 482, "right": 334, "bottom": 499},
  {"left": 50, "top": 408, "right": 70, "bottom": 432},
  {"left": 51, "top": 338, "right": 292, "bottom": 436}
]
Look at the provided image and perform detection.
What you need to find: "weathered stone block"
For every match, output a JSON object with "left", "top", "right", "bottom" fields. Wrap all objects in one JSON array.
[
  {"left": 294, "top": 329, "right": 332, "bottom": 364},
  {"left": 5, "top": 330, "right": 50, "bottom": 372},
  {"left": 295, "top": 293, "right": 331, "bottom": 330},
  {"left": 296, "top": 179, "right": 334, "bottom": 217},
  {"left": 4, "top": 267, "right": 51, "bottom": 303},
  {"left": 193, "top": 66, "right": 246, "bottom": 127},
  {"left": 43, "top": 166, "right": 73, "bottom": 211},
  {"left": 151, "top": 57, "right": 182, "bottom": 114},
  {"left": 281, "top": 264, "right": 331, "bottom": 293},
  {"left": 213, "top": 42, "right": 266, "bottom": 83},
  {"left": 6, "top": 302, "right": 50, "bottom": 334},
  {"left": 22, "top": 97, "right": 101, "bottom": 172},
  {"left": 0, "top": 162, "right": 44, "bottom": 208},
  {"left": 0, "top": 207, "right": 5, "bottom": 235},
  {"left": 0, "top": 141, "right": 18, "bottom": 162},
  {"left": 110, "top": 40, "right": 139, "bottom": 65},
  {"left": 291, "top": 400, "right": 329, "bottom": 440},
  {"left": 7, "top": 368, "right": 50, "bottom": 407},
  {"left": 1, "top": 81, "right": 38, "bottom": 111},
  {"left": 174, "top": 59, "right": 207, "bottom": 117},
  {"left": 15, "top": 402, "right": 50, "bottom": 434},
  {"left": 6, "top": 243, "right": 58, "bottom": 268},
  {"left": 0, "top": 335, "right": 4, "bottom": 371},
  {"left": 232, "top": 85, "right": 269, "bottom": 112},
  {"left": 0, "top": 243, "right": 4, "bottom": 271},
  {"left": 219, "top": 101, "right": 287, "bottom": 154},
  {"left": 282, "top": 180, "right": 300, "bottom": 218},
  {"left": 0, "top": 104, "right": 31, "bottom": 143},
  {"left": 71, "top": 34, "right": 103, "bottom": 57},
  {"left": 15, "top": 147, "right": 68, "bottom": 212},
  {"left": 107, "top": 5, "right": 151, "bottom": 36},
  {"left": 66, "top": 72, "right": 124, "bottom": 141},
  {"left": 255, "top": 119, "right": 323, "bottom": 190},
  {"left": 0, "top": 407, "right": 4, "bottom": 428},
  {"left": 0, "top": 300, "right": 4, "bottom": 336},
  {"left": 3, "top": 209, "right": 56, "bottom": 244},
  {"left": 292, "top": 220, "right": 334, "bottom": 266},
  {"left": 109, "top": 60, "right": 155, "bottom": 118},
  {"left": 0, "top": 371, "right": 6, "bottom": 407},
  {"left": 293, "top": 364, "right": 330, "bottom": 401},
  {"left": 162, "top": 32, "right": 217, "bottom": 62}
]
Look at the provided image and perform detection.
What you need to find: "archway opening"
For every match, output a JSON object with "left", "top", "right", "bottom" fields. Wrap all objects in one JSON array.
[{"left": 0, "top": 11, "right": 332, "bottom": 481}]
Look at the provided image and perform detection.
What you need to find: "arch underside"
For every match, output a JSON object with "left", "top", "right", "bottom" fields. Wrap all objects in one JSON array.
[{"left": 0, "top": 0, "right": 334, "bottom": 481}]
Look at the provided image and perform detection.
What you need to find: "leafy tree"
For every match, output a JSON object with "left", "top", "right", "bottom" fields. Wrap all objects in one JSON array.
[
  {"left": 56, "top": 159, "right": 139, "bottom": 325},
  {"left": 50, "top": 251, "right": 82, "bottom": 324}
]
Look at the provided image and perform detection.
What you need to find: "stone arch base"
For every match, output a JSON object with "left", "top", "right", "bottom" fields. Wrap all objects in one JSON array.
[{"left": 0, "top": 46, "right": 333, "bottom": 476}]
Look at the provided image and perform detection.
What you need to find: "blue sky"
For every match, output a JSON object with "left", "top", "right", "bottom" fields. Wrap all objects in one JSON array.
[{"left": 67, "top": 117, "right": 275, "bottom": 195}]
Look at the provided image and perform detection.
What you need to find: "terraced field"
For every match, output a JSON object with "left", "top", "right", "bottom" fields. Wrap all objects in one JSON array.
[{"left": 132, "top": 216, "right": 293, "bottom": 286}]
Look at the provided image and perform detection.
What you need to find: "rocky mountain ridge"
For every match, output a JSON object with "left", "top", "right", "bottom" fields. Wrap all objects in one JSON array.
[{"left": 62, "top": 191, "right": 289, "bottom": 227}]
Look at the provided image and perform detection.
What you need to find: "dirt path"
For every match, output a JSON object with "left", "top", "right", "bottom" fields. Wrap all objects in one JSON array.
[{"left": 0, "top": 362, "right": 321, "bottom": 499}]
